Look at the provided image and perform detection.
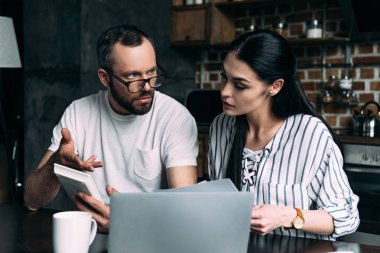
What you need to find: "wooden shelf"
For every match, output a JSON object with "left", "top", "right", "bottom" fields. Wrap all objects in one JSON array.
[
  {"left": 215, "top": 0, "right": 324, "bottom": 8},
  {"left": 171, "top": 0, "right": 352, "bottom": 46},
  {"left": 318, "top": 101, "right": 358, "bottom": 107},
  {"left": 215, "top": 0, "right": 274, "bottom": 8},
  {"left": 339, "top": 135, "right": 380, "bottom": 145},
  {"left": 288, "top": 36, "right": 350, "bottom": 45}
]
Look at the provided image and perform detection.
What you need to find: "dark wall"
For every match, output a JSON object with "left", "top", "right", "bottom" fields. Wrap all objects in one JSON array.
[{"left": 23, "top": 0, "right": 198, "bottom": 209}]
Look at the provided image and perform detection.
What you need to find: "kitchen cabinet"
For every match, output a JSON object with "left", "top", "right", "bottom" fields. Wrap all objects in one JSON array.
[
  {"left": 171, "top": 2, "right": 235, "bottom": 46},
  {"left": 171, "top": 0, "right": 350, "bottom": 48}
]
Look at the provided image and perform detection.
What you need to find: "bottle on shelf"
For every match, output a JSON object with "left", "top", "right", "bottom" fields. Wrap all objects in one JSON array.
[{"left": 306, "top": 20, "right": 323, "bottom": 38}]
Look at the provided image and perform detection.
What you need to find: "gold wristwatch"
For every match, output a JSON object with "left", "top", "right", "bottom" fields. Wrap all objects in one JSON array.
[{"left": 292, "top": 208, "right": 305, "bottom": 229}]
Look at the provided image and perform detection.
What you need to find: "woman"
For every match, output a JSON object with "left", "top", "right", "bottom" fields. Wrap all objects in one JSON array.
[{"left": 208, "top": 30, "right": 359, "bottom": 240}]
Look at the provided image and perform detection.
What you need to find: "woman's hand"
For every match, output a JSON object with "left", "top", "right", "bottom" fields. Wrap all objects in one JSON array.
[{"left": 250, "top": 204, "right": 295, "bottom": 235}]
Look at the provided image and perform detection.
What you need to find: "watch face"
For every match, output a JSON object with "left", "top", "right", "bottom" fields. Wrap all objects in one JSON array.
[{"left": 293, "top": 217, "right": 305, "bottom": 229}]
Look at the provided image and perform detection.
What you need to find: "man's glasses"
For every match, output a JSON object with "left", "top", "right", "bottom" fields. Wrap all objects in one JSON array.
[{"left": 107, "top": 65, "right": 167, "bottom": 93}]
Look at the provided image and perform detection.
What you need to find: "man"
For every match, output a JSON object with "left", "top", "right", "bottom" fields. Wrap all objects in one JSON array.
[{"left": 24, "top": 25, "right": 198, "bottom": 233}]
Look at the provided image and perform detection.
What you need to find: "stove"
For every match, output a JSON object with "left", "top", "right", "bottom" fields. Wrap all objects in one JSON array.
[{"left": 340, "top": 136, "right": 380, "bottom": 234}]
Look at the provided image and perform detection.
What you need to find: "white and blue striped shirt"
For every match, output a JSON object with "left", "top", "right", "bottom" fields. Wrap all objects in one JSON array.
[{"left": 208, "top": 113, "right": 359, "bottom": 240}]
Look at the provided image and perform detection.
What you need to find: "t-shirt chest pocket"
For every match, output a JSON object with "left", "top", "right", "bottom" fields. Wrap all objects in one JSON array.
[{"left": 134, "top": 148, "right": 163, "bottom": 181}]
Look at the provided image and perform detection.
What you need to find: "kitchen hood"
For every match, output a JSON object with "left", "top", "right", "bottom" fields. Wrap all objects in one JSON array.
[{"left": 340, "top": 0, "right": 380, "bottom": 42}]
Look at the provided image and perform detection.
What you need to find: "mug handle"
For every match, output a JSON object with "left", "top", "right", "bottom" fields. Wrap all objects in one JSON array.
[{"left": 89, "top": 218, "right": 98, "bottom": 245}]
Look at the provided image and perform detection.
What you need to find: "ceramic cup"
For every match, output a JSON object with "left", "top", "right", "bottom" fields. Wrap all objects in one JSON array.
[{"left": 53, "top": 211, "right": 97, "bottom": 253}]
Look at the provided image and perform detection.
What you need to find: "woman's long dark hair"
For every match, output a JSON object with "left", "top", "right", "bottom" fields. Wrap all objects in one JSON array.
[{"left": 226, "top": 30, "right": 344, "bottom": 189}]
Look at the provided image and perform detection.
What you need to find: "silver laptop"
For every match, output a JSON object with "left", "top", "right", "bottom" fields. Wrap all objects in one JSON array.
[{"left": 108, "top": 180, "right": 253, "bottom": 253}]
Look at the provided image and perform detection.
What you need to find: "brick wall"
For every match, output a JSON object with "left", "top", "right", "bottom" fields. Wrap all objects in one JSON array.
[{"left": 194, "top": 0, "right": 380, "bottom": 133}]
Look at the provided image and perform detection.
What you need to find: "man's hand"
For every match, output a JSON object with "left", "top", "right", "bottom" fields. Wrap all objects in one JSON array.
[
  {"left": 55, "top": 128, "right": 103, "bottom": 171},
  {"left": 73, "top": 186, "right": 118, "bottom": 234}
]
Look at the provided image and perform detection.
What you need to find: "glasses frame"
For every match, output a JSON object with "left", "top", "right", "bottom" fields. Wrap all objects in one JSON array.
[{"left": 106, "top": 64, "right": 167, "bottom": 93}]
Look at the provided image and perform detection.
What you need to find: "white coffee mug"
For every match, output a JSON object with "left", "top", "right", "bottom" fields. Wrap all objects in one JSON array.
[{"left": 53, "top": 211, "right": 97, "bottom": 253}]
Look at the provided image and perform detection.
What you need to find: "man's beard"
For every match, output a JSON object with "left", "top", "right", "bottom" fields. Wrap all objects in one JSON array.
[{"left": 109, "top": 79, "right": 154, "bottom": 115}]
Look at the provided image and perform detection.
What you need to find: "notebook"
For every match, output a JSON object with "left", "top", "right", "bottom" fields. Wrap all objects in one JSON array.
[{"left": 108, "top": 180, "right": 253, "bottom": 253}]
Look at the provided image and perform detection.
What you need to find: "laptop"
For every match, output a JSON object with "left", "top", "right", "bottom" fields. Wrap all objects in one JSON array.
[{"left": 108, "top": 180, "right": 253, "bottom": 253}]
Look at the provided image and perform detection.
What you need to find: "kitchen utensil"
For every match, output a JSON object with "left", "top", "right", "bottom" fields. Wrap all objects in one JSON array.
[{"left": 360, "top": 101, "right": 380, "bottom": 137}]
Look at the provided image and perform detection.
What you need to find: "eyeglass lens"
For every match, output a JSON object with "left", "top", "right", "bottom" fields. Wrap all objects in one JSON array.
[{"left": 128, "top": 75, "right": 165, "bottom": 93}]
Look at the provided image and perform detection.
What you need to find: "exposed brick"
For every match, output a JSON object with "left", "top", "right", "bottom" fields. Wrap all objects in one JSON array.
[
  {"left": 292, "top": 47, "right": 305, "bottom": 58},
  {"left": 306, "top": 47, "right": 322, "bottom": 57},
  {"left": 277, "top": 4, "right": 291, "bottom": 14},
  {"left": 348, "top": 69, "right": 356, "bottom": 79},
  {"left": 298, "top": 58, "right": 322, "bottom": 66},
  {"left": 265, "top": 6, "right": 276, "bottom": 15},
  {"left": 371, "top": 82, "right": 380, "bottom": 90},
  {"left": 326, "top": 46, "right": 339, "bottom": 56},
  {"left": 359, "top": 93, "right": 375, "bottom": 103},
  {"left": 325, "top": 116, "right": 337, "bottom": 127},
  {"left": 293, "top": 2, "right": 307, "bottom": 11},
  {"left": 235, "top": 8, "right": 248, "bottom": 18},
  {"left": 308, "top": 70, "right": 322, "bottom": 79},
  {"left": 221, "top": 52, "right": 227, "bottom": 60},
  {"left": 339, "top": 116, "right": 353, "bottom": 128},
  {"left": 287, "top": 12, "right": 313, "bottom": 23},
  {"left": 203, "top": 83, "right": 213, "bottom": 89},
  {"left": 208, "top": 52, "right": 219, "bottom": 61},
  {"left": 302, "top": 82, "right": 315, "bottom": 91},
  {"left": 340, "top": 19, "right": 348, "bottom": 32},
  {"left": 326, "top": 9, "right": 341, "bottom": 19},
  {"left": 315, "top": 82, "right": 323, "bottom": 90},
  {"left": 323, "top": 104, "right": 347, "bottom": 113},
  {"left": 353, "top": 56, "right": 380, "bottom": 65},
  {"left": 309, "top": 2, "right": 322, "bottom": 9},
  {"left": 352, "top": 81, "right": 365, "bottom": 90},
  {"left": 357, "top": 43, "right": 374, "bottom": 54},
  {"left": 306, "top": 93, "right": 317, "bottom": 102},
  {"left": 314, "top": 11, "right": 323, "bottom": 21},
  {"left": 326, "top": 0, "right": 340, "bottom": 8},
  {"left": 204, "top": 63, "right": 221, "bottom": 71},
  {"left": 210, "top": 73, "right": 219, "bottom": 81},
  {"left": 326, "top": 69, "right": 340, "bottom": 79},
  {"left": 325, "top": 57, "right": 345, "bottom": 64},
  {"left": 236, "top": 18, "right": 255, "bottom": 30},
  {"left": 360, "top": 68, "right": 374, "bottom": 79},
  {"left": 325, "top": 21, "right": 337, "bottom": 33},
  {"left": 289, "top": 23, "right": 305, "bottom": 37},
  {"left": 297, "top": 70, "right": 305, "bottom": 80},
  {"left": 248, "top": 8, "right": 260, "bottom": 17},
  {"left": 195, "top": 72, "right": 200, "bottom": 83}
]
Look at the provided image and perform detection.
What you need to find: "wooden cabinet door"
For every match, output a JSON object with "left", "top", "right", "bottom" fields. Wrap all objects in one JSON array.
[{"left": 171, "top": 6, "right": 209, "bottom": 44}]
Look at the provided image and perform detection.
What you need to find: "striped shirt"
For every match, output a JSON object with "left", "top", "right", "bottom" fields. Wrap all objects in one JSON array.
[{"left": 208, "top": 113, "right": 359, "bottom": 240}]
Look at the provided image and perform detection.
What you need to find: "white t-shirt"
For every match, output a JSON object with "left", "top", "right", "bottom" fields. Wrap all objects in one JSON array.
[{"left": 49, "top": 90, "right": 198, "bottom": 204}]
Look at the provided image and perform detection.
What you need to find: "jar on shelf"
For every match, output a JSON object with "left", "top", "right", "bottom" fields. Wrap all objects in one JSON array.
[
  {"left": 326, "top": 75, "right": 338, "bottom": 89},
  {"left": 339, "top": 89, "right": 354, "bottom": 103},
  {"left": 273, "top": 22, "right": 287, "bottom": 38},
  {"left": 322, "top": 89, "right": 334, "bottom": 103},
  {"left": 339, "top": 76, "right": 352, "bottom": 90},
  {"left": 306, "top": 20, "right": 323, "bottom": 38}
]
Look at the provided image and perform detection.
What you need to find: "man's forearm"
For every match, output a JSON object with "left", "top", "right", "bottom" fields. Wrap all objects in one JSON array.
[{"left": 24, "top": 152, "right": 61, "bottom": 210}]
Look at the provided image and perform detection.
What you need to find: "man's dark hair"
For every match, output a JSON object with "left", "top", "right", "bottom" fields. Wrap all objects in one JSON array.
[{"left": 97, "top": 24, "right": 154, "bottom": 70}]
